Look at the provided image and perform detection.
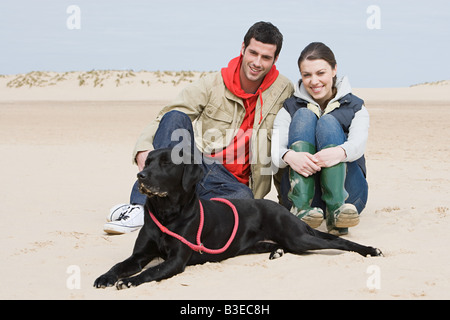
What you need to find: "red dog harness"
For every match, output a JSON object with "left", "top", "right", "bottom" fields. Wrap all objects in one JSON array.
[{"left": 148, "top": 198, "right": 239, "bottom": 254}]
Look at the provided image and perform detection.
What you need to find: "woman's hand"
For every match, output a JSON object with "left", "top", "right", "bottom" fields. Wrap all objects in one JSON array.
[
  {"left": 283, "top": 146, "right": 347, "bottom": 177},
  {"left": 283, "top": 150, "right": 321, "bottom": 177},
  {"left": 314, "top": 146, "right": 346, "bottom": 168}
]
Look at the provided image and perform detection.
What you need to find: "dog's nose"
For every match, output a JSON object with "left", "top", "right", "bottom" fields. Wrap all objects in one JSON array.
[{"left": 137, "top": 171, "right": 147, "bottom": 180}]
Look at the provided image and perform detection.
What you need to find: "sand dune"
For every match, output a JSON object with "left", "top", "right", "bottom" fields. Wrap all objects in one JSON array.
[{"left": 0, "top": 70, "right": 211, "bottom": 101}]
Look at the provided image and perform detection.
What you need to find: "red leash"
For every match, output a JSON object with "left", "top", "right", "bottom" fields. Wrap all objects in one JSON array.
[{"left": 148, "top": 198, "right": 239, "bottom": 254}]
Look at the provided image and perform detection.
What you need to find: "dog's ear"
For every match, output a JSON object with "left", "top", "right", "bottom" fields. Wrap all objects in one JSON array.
[{"left": 182, "top": 163, "right": 204, "bottom": 192}]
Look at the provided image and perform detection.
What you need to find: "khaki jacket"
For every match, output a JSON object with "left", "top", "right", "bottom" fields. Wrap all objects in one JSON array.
[{"left": 133, "top": 71, "right": 294, "bottom": 199}]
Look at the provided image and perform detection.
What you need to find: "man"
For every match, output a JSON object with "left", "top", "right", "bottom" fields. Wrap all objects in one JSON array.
[{"left": 104, "top": 21, "right": 294, "bottom": 234}]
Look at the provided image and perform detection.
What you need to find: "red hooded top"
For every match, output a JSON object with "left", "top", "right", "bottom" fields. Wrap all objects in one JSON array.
[{"left": 210, "top": 55, "right": 279, "bottom": 185}]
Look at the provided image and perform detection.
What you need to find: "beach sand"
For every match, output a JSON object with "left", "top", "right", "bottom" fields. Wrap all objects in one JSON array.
[{"left": 1, "top": 71, "right": 449, "bottom": 300}]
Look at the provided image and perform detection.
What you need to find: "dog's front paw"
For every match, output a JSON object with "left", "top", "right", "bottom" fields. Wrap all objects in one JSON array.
[
  {"left": 116, "top": 277, "right": 141, "bottom": 290},
  {"left": 93, "top": 273, "right": 118, "bottom": 289}
]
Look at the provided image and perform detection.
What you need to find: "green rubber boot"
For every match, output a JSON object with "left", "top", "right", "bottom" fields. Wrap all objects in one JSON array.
[
  {"left": 288, "top": 141, "right": 324, "bottom": 228},
  {"left": 320, "top": 145, "right": 359, "bottom": 236}
]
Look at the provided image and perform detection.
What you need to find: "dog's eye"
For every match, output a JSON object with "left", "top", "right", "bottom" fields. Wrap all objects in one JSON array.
[{"left": 160, "top": 157, "right": 172, "bottom": 166}]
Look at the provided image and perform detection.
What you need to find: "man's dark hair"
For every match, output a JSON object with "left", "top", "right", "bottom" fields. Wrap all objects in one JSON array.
[{"left": 243, "top": 21, "right": 283, "bottom": 59}]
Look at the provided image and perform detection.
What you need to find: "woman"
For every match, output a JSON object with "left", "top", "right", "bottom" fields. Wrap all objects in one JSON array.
[{"left": 271, "top": 42, "right": 369, "bottom": 235}]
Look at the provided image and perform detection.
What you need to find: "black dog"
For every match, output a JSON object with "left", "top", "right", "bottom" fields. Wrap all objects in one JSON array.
[{"left": 94, "top": 148, "right": 382, "bottom": 289}]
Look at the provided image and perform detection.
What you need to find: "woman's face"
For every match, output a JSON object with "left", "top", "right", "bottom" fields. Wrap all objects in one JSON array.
[{"left": 299, "top": 59, "right": 337, "bottom": 107}]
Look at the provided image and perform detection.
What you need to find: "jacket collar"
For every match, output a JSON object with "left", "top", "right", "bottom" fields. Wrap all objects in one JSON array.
[{"left": 294, "top": 76, "right": 353, "bottom": 106}]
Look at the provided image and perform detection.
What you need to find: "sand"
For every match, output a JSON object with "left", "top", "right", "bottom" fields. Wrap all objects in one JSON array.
[{"left": 1, "top": 71, "right": 449, "bottom": 300}]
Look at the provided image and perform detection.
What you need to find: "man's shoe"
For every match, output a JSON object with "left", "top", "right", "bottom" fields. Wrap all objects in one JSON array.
[
  {"left": 107, "top": 203, "right": 132, "bottom": 222},
  {"left": 103, "top": 204, "right": 144, "bottom": 234}
]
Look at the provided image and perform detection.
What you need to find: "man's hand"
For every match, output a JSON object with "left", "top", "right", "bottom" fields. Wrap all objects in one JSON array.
[{"left": 136, "top": 150, "right": 150, "bottom": 172}]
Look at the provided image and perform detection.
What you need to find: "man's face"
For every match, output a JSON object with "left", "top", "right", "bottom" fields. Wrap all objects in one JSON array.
[{"left": 240, "top": 38, "right": 278, "bottom": 85}]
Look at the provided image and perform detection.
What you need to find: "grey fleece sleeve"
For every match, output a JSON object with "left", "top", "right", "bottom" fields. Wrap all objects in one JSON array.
[
  {"left": 271, "top": 108, "right": 291, "bottom": 169},
  {"left": 340, "top": 106, "right": 370, "bottom": 162}
]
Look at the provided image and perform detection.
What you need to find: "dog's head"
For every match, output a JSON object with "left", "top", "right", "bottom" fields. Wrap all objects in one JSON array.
[{"left": 137, "top": 148, "right": 204, "bottom": 199}]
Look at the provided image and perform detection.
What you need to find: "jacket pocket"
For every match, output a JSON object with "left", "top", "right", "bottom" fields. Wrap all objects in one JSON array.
[
  {"left": 203, "top": 103, "right": 233, "bottom": 123},
  {"left": 197, "top": 103, "right": 235, "bottom": 153}
]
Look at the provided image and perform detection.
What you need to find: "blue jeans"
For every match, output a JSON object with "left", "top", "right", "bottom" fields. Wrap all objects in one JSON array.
[
  {"left": 281, "top": 108, "right": 368, "bottom": 213},
  {"left": 130, "top": 111, "right": 254, "bottom": 205}
]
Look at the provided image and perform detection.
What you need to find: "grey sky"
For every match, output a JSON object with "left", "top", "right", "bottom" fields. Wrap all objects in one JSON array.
[{"left": 1, "top": 0, "right": 449, "bottom": 87}]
